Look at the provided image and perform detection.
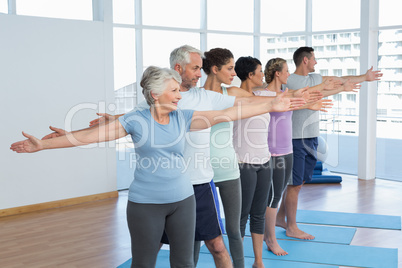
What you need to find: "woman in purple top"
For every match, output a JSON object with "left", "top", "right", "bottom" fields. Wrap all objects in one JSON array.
[{"left": 259, "top": 58, "right": 333, "bottom": 256}]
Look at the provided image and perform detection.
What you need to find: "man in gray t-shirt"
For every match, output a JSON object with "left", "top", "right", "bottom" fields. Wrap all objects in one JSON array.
[{"left": 276, "top": 46, "right": 383, "bottom": 240}]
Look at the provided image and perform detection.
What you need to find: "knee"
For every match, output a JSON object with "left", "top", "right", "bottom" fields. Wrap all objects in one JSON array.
[
  {"left": 288, "top": 184, "right": 302, "bottom": 193},
  {"left": 249, "top": 215, "right": 265, "bottom": 234},
  {"left": 205, "top": 236, "right": 227, "bottom": 256}
]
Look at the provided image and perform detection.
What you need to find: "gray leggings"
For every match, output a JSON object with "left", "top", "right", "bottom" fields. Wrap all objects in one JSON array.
[
  {"left": 126, "top": 195, "right": 196, "bottom": 268},
  {"left": 239, "top": 161, "right": 273, "bottom": 236},
  {"left": 268, "top": 154, "right": 293, "bottom": 208},
  {"left": 215, "top": 178, "right": 244, "bottom": 268}
]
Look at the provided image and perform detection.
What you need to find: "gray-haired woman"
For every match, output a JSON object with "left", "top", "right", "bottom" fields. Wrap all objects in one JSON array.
[{"left": 11, "top": 66, "right": 299, "bottom": 268}]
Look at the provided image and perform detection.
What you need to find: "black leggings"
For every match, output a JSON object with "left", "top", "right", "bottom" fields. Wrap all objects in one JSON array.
[
  {"left": 239, "top": 161, "right": 273, "bottom": 236},
  {"left": 126, "top": 195, "right": 196, "bottom": 268},
  {"left": 268, "top": 154, "right": 293, "bottom": 208}
]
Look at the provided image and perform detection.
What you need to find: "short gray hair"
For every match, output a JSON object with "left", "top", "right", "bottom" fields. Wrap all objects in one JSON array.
[
  {"left": 141, "top": 66, "right": 182, "bottom": 106},
  {"left": 169, "top": 45, "right": 203, "bottom": 71}
]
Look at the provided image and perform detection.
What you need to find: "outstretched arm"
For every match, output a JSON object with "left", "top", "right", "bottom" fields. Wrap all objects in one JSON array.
[
  {"left": 41, "top": 126, "right": 69, "bottom": 140},
  {"left": 10, "top": 120, "right": 127, "bottom": 153},
  {"left": 89, "top": 112, "right": 124, "bottom": 127},
  {"left": 190, "top": 89, "right": 305, "bottom": 131},
  {"left": 233, "top": 89, "right": 306, "bottom": 107},
  {"left": 41, "top": 111, "right": 128, "bottom": 141},
  {"left": 323, "top": 66, "right": 383, "bottom": 84}
]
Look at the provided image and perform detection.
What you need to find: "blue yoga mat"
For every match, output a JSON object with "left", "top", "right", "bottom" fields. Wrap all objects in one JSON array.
[
  {"left": 243, "top": 222, "right": 356, "bottom": 244},
  {"left": 200, "top": 236, "right": 398, "bottom": 268},
  {"left": 117, "top": 250, "right": 339, "bottom": 268},
  {"left": 296, "top": 210, "right": 402, "bottom": 230}
]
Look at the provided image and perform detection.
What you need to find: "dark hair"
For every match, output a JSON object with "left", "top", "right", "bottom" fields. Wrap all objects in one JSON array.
[
  {"left": 264, "top": 58, "right": 286, "bottom": 84},
  {"left": 235, "top": 56, "right": 262, "bottom": 81},
  {"left": 293, "top": 46, "right": 314, "bottom": 67},
  {"left": 202, "top": 48, "right": 234, "bottom": 75}
]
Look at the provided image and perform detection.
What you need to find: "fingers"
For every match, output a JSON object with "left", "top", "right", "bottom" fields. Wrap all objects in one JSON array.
[
  {"left": 10, "top": 139, "right": 28, "bottom": 153},
  {"left": 89, "top": 119, "right": 100, "bottom": 127},
  {"left": 289, "top": 98, "right": 307, "bottom": 110},
  {"left": 49, "top": 126, "right": 63, "bottom": 133},
  {"left": 10, "top": 140, "right": 24, "bottom": 151},
  {"left": 22, "top": 131, "right": 32, "bottom": 139},
  {"left": 41, "top": 134, "right": 54, "bottom": 140}
]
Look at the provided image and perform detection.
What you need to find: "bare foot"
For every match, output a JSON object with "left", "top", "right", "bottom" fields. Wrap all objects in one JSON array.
[
  {"left": 286, "top": 227, "right": 315, "bottom": 240},
  {"left": 265, "top": 240, "right": 288, "bottom": 256},
  {"left": 275, "top": 218, "right": 287, "bottom": 229}
]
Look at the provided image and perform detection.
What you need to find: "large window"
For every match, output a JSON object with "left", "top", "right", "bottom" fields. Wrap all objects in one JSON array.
[{"left": 6, "top": 0, "right": 402, "bottom": 184}]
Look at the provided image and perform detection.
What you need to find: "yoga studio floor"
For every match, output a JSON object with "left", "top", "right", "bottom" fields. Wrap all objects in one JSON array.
[{"left": 1, "top": 174, "right": 401, "bottom": 268}]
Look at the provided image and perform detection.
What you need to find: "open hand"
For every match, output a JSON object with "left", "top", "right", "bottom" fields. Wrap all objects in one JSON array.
[
  {"left": 42, "top": 126, "right": 68, "bottom": 140},
  {"left": 309, "top": 99, "right": 334, "bottom": 112},
  {"left": 343, "top": 79, "right": 361, "bottom": 92},
  {"left": 10, "top": 132, "right": 43, "bottom": 153},
  {"left": 271, "top": 89, "right": 306, "bottom": 112},
  {"left": 365, "top": 66, "right": 383, "bottom": 81},
  {"left": 89, "top": 113, "right": 114, "bottom": 127}
]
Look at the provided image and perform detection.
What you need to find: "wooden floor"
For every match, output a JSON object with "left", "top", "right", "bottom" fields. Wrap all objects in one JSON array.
[{"left": 1, "top": 174, "right": 401, "bottom": 268}]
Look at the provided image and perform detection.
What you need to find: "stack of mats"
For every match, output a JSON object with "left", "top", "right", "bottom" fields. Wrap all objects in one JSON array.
[{"left": 306, "top": 161, "right": 342, "bottom": 184}]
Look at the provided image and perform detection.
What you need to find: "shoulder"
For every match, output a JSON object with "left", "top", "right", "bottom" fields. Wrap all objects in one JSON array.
[
  {"left": 175, "top": 109, "right": 194, "bottom": 119},
  {"left": 309, "top": 73, "right": 322, "bottom": 79},
  {"left": 227, "top": 86, "right": 253, "bottom": 97}
]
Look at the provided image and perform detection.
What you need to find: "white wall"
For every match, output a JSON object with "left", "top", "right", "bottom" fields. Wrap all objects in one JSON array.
[{"left": 0, "top": 14, "right": 116, "bottom": 209}]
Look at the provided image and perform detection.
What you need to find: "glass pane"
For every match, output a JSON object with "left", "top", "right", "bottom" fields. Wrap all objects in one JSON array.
[
  {"left": 376, "top": 29, "right": 402, "bottom": 181},
  {"left": 208, "top": 0, "right": 253, "bottom": 32},
  {"left": 143, "top": 0, "right": 200, "bottom": 29},
  {"left": 0, "top": 0, "right": 7, "bottom": 13},
  {"left": 261, "top": 0, "right": 305, "bottom": 34},
  {"left": 143, "top": 30, "right": 200, "bottom": 70},
  {"left": 113, "top": 27, "right": 136, "bottom": 114},
  {"left": 312, "top": 0, "right": 360, "bottom": 31},
  {"left": 312, "top": 31, "right": 360, "bottom": 175},
  {"left": 379, "top": 0, "right": 402, "bottom": 27},
  {"left": 113, "top": 0, "right": 135, "bottom": 24},
  {"left": 260, "top": 35, "right": 306, "bottom": 75},
  {"left": 17, "top": 0, "right": 93, "bottom": 20}
]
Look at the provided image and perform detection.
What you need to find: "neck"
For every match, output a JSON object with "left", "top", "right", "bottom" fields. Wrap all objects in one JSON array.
[
  {"left": 294, "top": 66, "right": 309, "bottom": 76},
  {"left": 240, "top": 80, "right": 254, "bottom": 94},
  {"left": 150, "top": 105, "right": 170, "bottom": 124},
  {"left": 203, "top": 76, "right": 223, "bottom": 93},
  {"left": 180, "top": 84, "right": 190, "bottom": 92},
  {"left": 266, "top": 79, "right": 282, "bottom": 93}
]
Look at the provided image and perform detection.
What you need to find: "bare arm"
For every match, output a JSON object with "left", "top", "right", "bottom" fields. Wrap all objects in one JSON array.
[
  {"left": 323, "top": 66, "right": 383, "bottom": 84},
  {"left": 190, "top": 89, "right": 305, "bottom": 131},
  {"left": 89, "top": 112, "right": 124, "bottom": 127},
  {"left": 233, "top": 89, "right": 306, "bottom": 107},
  {"left": 10, "top": 120, "right": 128, "bottom": 153}
]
